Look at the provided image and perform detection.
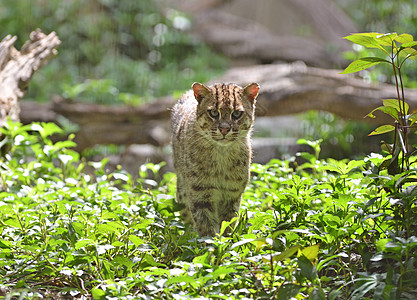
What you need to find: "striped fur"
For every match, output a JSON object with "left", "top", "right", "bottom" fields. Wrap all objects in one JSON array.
[{"left": 171, "top": 82, "right": 259, "bottom": 236}]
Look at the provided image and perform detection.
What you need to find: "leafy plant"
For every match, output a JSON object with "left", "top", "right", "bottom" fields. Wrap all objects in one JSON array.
[
  {"left": 342, "top": 32, "right": 417, "bottom": 299},
  {"left": 342, "top": 32, "right": 417, "bottom": 172},
  {"left": 1, "top": 120, "right": 417, "bottom": 299}
]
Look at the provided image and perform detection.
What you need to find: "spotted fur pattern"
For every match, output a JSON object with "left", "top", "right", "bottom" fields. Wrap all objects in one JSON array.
[{"left": 171, "top": 82, "right": 259, "bottom": 236}]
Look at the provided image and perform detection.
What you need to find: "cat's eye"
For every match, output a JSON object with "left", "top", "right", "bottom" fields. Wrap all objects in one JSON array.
[
  {"left": 232, "top": 110, "right": 243, "bottom": 120},
  {"left": 209, "top": 109, "right": 219, "bottom": 119}
]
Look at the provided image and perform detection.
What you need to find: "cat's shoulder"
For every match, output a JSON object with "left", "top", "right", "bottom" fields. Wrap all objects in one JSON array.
[{"left": 176, "top": 90, "right": 197, "bottom": 106}]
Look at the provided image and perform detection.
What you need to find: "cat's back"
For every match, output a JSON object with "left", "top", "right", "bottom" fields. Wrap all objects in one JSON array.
[{"left": 171, "top": 90, "right": 196, "bottom": 136}]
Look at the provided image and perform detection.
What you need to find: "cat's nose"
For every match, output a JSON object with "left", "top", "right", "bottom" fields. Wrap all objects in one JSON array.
[{"left": 219, "top": 123, "right": 231, "bottom": 136}]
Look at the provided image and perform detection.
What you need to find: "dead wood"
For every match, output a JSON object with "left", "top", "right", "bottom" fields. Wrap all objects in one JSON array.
[
  {"left": 212, "top": 63, "right": 417, "bottom": 122},
  {"left": 20, "top": 62, "right": 417, "bottom": 151},
  {"left": 0, "top": 29, "right": 60, "bottom": 127}
]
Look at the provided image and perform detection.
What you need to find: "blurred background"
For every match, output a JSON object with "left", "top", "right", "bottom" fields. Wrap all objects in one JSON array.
[{"left": 1, "top": 0, "right": 416, "bottom": 173}]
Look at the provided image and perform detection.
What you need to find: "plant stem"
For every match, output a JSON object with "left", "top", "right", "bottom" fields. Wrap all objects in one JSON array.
[
  {"left": 391, "top": 61, "right": 404, "bottom": 125},
  {"left": 396, "top": 65, "right": 409, "bottom": 169}
]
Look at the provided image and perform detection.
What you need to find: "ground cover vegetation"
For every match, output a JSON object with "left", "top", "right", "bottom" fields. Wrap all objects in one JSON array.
[{"left": 2, "top": 37, "right": 417, "bottom": 295}]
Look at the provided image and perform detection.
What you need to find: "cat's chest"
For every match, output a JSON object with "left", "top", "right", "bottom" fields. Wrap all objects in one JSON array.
[{"left": 191, "top": 142, "right": 249, "bottom": 181}]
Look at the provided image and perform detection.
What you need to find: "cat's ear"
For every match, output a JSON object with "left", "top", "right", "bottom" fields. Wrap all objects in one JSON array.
[
  {"left": 192, "top": 82, "right": 211, "bottom": 103},
  {"left": 243, "top": 83, "right": 260, "bottom": 104}
]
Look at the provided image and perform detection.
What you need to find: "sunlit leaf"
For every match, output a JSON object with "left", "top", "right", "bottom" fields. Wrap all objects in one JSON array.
[
  {"left": 272, "top": 245, "right": 301, "bottom": 262},
  {"left": 75, "top": 238, "right": 96, "bottom": 249},
  {"left": 382, "top": 98, "right": 409, "bottom": 115},
  {"left": 396, "top": 34, "right": 414, "bottom": 44},
  {"left": 340, "top": 57, "right": 389, "bottom": 74},
  {"left": 375, "top": 32, "right": 398, "bottom": 46},
  {"left": 399, "top": 47, "right": 417, "bottom": 60},
  {"left": 344, "top": 33, "right": 388, "bottom": 51},
  {"left": 368, "top": 125, "right": 395, "bottom": 136},
  {"left": 301, "top": 244, "right": 320, "bottom": 261},
  {"left": 165, "top": 275, "right": 197, "bottom": 286},
  {"left": 366, "top": 106, "right": 399, "bottom": 121}
]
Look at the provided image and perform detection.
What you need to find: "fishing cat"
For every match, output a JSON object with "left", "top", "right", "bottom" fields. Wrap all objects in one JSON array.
[{"left": 171, "top": 82, "right": 259, "bottom": 236}]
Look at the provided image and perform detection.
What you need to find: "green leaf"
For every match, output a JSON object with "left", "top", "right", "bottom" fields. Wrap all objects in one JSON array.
[
  {"left": 272, "top": 245, "right": 301, "bottom": 262},
  {"left": 399, "top": 47, "right": 417, "bottom": 60},
  {"left": 401, "top": 41, "right": 417, "bottom": 48},
  {"left": 396, "top": 33, "right": 414, "bottom": 44},
  {"left": 382, "top": 98, "right": 409, "bottom": 115},
  {"left": 367, "top": 106, "right": 399, "bottom": 121},
  {"left": 376, "top": 32, "right": 398, "bottom": 46},
  {"left": 91, "top": 288, "right": 106, "bottom": 299},
  {"left": 129, "top": 235, "right": 144, "bottom": 247},
  {"left": 277, "top": 284, "right": 301, "bottom": 300},
  {"left": 113, "top": 255, "right": 134, "bottom": 269},
  {"left": 96, "top": 221, "right": 126, "bottom": 233},
  {"left": 344, "top": 33, "right": 389, "bottom": 51},
  {"left": 165, "top": 275, "right": 197, "bottom": 286},
  {"left": 75, "top": 238, "right": 96, "bottom": 249},
  {"left": 340, "top": 57, "right": 389, "bottom": 74},
  {"left": 298, "top": 255, "right": 317, "bottom": 281},
  {"left": 301, "top": 244, "right": 320, "bottom": 261},
  {"left": 368, "top": 125, "right": 395, "bottom": 136}
]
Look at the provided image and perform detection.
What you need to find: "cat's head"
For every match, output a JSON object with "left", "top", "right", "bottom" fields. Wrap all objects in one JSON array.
[{"left": 192, "top": 82, "right": 259, "bottom": 144}]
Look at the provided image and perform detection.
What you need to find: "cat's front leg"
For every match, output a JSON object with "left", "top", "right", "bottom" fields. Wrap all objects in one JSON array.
[
  {"left": 189, "top": 193, "right": 219, "bottom": 236},
  {"left": 218, "top": 195, "right": 242, "bottom": 233}
]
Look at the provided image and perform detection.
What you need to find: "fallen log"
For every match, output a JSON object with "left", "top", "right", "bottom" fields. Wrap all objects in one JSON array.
[
  {"left": 212, "top": 62, "right": 417, "bottom": 121},
  {"left": 20, "top": 62, "right": 417, "bottom": 150}
]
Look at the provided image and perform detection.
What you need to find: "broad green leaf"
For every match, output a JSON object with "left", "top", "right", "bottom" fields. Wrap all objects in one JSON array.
[
  {"left": 97, "top": 221, "right": 125, "bottom": 233},
  {"left": 396, "top": 33, "right": 414, "bottom": 44},
  {"left": 75, "top": 238, "right": 96, "bottom": 249},
  {"left": 277, "top": 284, "right": 301, "bottom": 300},
  {"left": 91, "top": 288, "right": 106, "bottom": 300},
  {"left": 343, "top": 33, "right": 389, "bottom": 52},
  {"left": 129, "top": 235, "right": 144, "bottom": 246},
  {"left": 208, "top": 267, "right": 236, "bottom": 280},
  {"left": 301, "top": 244, "right": 320, "bottom": 261},
  {"left": 401, "top": 41, "right": 417, "bottom": 48},
  {"left": 272, "top": 245, "right": 301, "bottom": 262},
  {"left": 298, "top": 255, "right": 317, "bottom": 281},
  {"left": 376, "top": 32, "right": 398, "bottom": 46},
  {"left": 367, "top": 106, "right": 399, "bottom": 121},
  {"left": 368, "top": 125, "right": 395, "bottom": 136},
  {"left": 382, "top": 99, "right": 409, "bottom": 115},
  {"left": 113, "top": 255, "right": 134, "bottom": 269},
  {"left": 4, "top": 219, "right": 20, "bottom": 228},
  {"left": 340, "top": 57, "right": 389, "bottom": 74},
  {"left": 0, "top": 239, "right": 12, "bottom": 248},
  {"left": 398, "top": 47, "right": 417, "bottom": 60}
]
